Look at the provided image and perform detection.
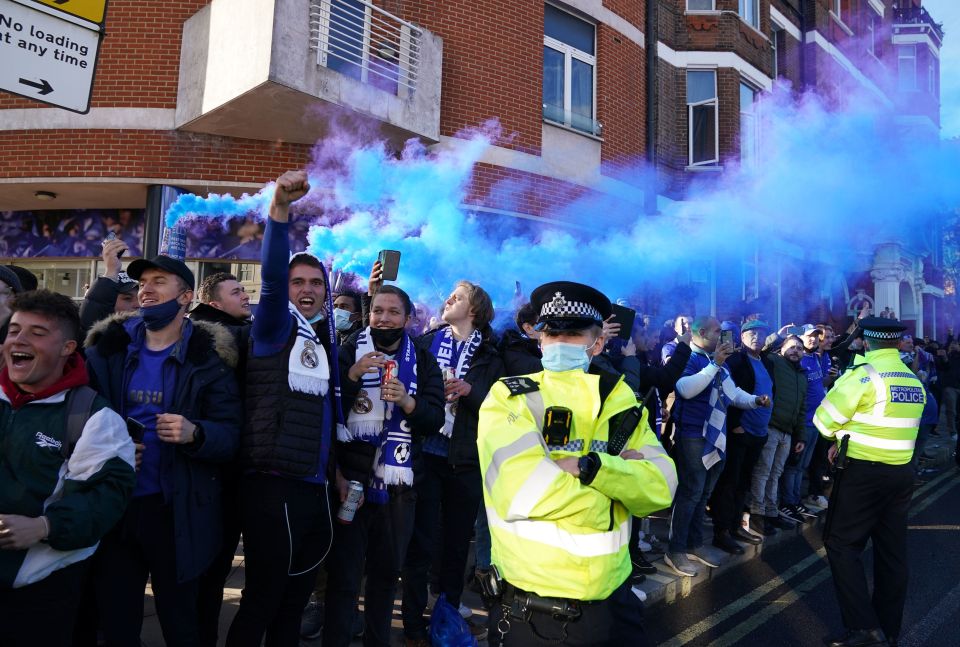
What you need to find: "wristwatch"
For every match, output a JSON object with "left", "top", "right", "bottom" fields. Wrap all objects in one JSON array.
[{"left": 577, "top": 452, "right": 601, "bottom": 486}]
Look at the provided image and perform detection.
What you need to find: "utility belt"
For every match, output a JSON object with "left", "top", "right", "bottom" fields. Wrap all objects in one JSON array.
[{"left": 480, "top": 565, "right": 584, "bottom": 642}]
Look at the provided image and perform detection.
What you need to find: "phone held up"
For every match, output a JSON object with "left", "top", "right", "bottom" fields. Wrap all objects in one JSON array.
[
  {"left": 377, "top": 250, "right": 401, "bottom": 282},
  {"left": 719, "top": 329, "right": 734, "bottom": 348},
  {"left": 609, "top": 304, "right": 636, "bottom": 342},
  {"left": 103, "top": 231, "right": 125, "bottom": 259}
]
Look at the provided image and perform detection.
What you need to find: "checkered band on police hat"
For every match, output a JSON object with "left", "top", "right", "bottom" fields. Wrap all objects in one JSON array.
[
  {"left": 858, "top": 316, "right": 906, "bottom": 341},
  {"left": 862, "top": 329, "right": 904, "bottom": 340},
  {"left": 539, "top": 291, "right": 602, "bottom": 322},
  {"left": 530, "top": 281, "right": 612, "bottom": 329}
]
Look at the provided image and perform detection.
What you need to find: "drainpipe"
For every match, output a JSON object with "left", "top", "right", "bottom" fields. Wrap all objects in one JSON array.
[{"left": 644, "top": 0, "right": 659, "bottom": 215}]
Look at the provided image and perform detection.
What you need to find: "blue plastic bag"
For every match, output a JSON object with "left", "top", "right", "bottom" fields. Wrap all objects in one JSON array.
[{"left": 430, "top": 593, "right": 479, "bottom": 647}]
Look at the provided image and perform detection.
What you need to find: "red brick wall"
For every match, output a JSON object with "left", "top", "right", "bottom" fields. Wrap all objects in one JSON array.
[
  {"left": 0, "top": 0, "right": 210, "bottom": 110},
  {"left": 467, "top": 162, "right": 607, "bottom": 219},
  {"left": 0, "top": 130, "right": 310, "bottom": 183},
  {"left": 398, "top": 0, "right": 544, "bottom": 155},
  {"left": 597, "top": 24, "right": 646, "bottom": 170}
]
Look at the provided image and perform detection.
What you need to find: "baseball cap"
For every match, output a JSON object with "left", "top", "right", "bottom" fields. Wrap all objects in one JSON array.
[
  {"left": 0, "top": 265, "right": 23, "bottom": 294},
  {"left": 116, "top": 270, "right": 139, "bottom": 293},
  {"left": 741, "top": 320, "right": 770, "bottom": 333},
  {"left": 798, "top": 324, "right": 822, "bottom": 336},
  {"left": 127, "top": 255, "right": 195, "bottom": 291}
]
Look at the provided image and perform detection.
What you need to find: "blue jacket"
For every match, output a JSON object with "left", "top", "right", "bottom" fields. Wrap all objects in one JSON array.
[{"left": 84, "top": 312, "right": 241, "bottom": 583}]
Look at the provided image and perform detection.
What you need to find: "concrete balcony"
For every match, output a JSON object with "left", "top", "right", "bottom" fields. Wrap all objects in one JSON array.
[{"left": 175, "top": 0, "right": 442, "bottom": 146}]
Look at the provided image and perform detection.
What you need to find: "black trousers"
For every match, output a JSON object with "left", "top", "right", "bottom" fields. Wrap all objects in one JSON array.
[
  {"left": 401, "top": 454, "right": 482, "bottom": 639},
  {"left": 96, "top": 493, "right": 201, "bottom": 647},
  {"left": 824, "top": 459, "right": 913, "bottom": 639},
  {"left": 710, "top": 431, "right": 766, "bottom": 534},
  {"left": 0, "top": 560, "right": 88, "bottom": 647},
  {"left": 808, "top": 434, "right": 833, "bottom": 497},
  {"left": 323, "top": 486, "right": 417, "bottom": 647},
  {"left": 225, "top": 473, "right": 333, "bottom": 647},
  {"left": 197, "top": 468, "right": 243, "bottom": 647},
  {"left": 487, "top": 579, "right": 646, "bottom": 647}
]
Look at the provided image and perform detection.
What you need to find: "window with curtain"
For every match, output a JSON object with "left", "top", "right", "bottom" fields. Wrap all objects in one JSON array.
[
  {"left": 543, "top": 4, "right": 598, "bottom": 135},
  {"left": 688, "top": 70, "right": 718, "bottom": 166}
]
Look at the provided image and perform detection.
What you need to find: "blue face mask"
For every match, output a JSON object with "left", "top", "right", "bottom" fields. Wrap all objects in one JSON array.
[
  {"left": 333, "top": 308, "right": 353, "bottom": 331},
  {"left": 307, "top": 310, "right": 327, "bottom": 325},
  {"left": 141, "top": 295, "right": 185, "bottom": 331},
  {"left": 541, "top": 341, "right": 592, "bottom": 373}
]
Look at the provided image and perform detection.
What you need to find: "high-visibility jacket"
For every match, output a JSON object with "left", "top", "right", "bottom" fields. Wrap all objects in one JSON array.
[
  {"left": 477, "top": 369, "right": 677, "bottom": 601},
  {"left": 813, "top": 348, "right": 924, "bottom": 465}
]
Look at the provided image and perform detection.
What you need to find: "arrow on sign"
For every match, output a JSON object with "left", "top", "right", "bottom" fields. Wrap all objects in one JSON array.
[{"left": 19, "top": 78, "right": 54, "bottom": 95}]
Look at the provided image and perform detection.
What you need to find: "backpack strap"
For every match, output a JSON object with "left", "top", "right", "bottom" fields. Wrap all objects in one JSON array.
[{"left": 62, "top": 386, "right": 98, "bottom": 461}]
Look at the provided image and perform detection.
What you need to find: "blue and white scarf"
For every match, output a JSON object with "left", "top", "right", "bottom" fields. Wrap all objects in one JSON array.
[
  {"left": 429, "top": 325, "right": 481, "bottom": 438},
  {"left": 287, "top": 303, "right": 330, "bottom": 396},
  {"left": 339, "top": 327, "right": 418, "bottom": 503},
  {"left": 702, "top": 369, "right": 732, "bottom": 469}
]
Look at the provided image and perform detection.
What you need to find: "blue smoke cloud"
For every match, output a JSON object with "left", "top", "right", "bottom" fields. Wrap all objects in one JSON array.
[{"left": 164, "top": 84, "right": 960, "bottom": 326}]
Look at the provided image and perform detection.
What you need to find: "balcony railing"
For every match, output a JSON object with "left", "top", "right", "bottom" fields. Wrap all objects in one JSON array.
[
  {"left": 542, "top": 104, "right": 603, "bottom": 137},
  {"left": 309, "top": 0, "right": 422, "bottom": 97},
  {"left": 893, "top": 6, "right": 944, "bottom": 42}
]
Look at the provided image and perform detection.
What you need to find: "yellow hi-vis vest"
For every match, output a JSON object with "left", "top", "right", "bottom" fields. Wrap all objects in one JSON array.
[
  {"left": 477, "top": 369, "right": 677, "bottom": 601},
  {"left": 813, "top": 348, "right": 924, "bottom": 465}
]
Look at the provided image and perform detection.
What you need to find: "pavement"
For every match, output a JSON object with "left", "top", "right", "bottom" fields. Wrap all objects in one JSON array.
[{"left": 138, "top": 432, "right": 957, "bottom": 646}]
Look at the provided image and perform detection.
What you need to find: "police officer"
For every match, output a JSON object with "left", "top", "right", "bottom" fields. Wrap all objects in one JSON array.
[
  {"left": 477, "top": 281, "right": 677, "bottom": 647},
  {"left": 813, "top": 318, "right": 925, "bottom": 647}
]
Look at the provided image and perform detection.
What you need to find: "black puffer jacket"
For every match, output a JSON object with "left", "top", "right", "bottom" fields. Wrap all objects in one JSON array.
[
  {"left": 498, "top": 328, "right": 542, "bottom": 377},
  {"left": 417, "top": 325, "right": 504, "bottom": 467}
]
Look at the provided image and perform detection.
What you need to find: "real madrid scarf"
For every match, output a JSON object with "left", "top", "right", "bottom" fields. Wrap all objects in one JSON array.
[
  {"left": 429, "top": 325, "right": 482, "bottom": 438},
  {"left": 702, "top": 369, "right": 732, "bottom": 469},
  {"left": 340, "top": 327, "right": 418, "bottom": 503},
  {"left": 287, "top": 302, "right": 330, "bottom": 396}
]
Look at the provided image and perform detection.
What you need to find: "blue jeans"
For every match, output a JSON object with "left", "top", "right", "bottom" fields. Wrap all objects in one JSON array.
[
  {"left": 779, "top": 424, "right": 818, "bottom": 505},
  {"left": 474, "top": 507, "right": 491, "bottom": 570},
  {"left": 668, "top": 436, "right": 725, "bottom": 553}
]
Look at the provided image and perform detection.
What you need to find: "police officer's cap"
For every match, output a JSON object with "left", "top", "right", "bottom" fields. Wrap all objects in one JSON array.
[
  {"left": 530, "top": 281, "right": 612, "bottom": 332},
  {"left": 858, "top": 317, "right": 907, "bottom": 341}
]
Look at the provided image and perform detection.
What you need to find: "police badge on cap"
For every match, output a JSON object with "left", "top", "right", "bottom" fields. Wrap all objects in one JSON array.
[
  {"left": 530, "top": 281, "right": 612, "bottom": 332},
  {"left": 858, "top": 317, "right": 908, "bottom": 341}
]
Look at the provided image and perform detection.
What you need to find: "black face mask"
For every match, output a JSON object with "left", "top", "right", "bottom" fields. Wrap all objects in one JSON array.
[{"left": 370, "top": 327, "right": 404, "bottom": 349}]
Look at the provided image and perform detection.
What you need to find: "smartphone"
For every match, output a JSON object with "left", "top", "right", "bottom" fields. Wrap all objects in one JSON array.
[
  {"left": 719, "top": 329, "right": 734, "bottom": 347},
  {"left": 103, "top": 231, "right": 124, "bottom": 258},
  {"left": 610, "top": 304, "right": 636, "bottom": 341},
  {"left": 787, "top": 326, "right": 805, "bottom": 336},
  {"left": 377, "top": 250, "right": 401, "bottom": 282},
  {"left": 126, "top": 417, "right": 146, "bottom": 444}
]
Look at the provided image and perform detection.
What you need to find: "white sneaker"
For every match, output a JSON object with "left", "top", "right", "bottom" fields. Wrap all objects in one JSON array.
[{"left": 805, "top": 495, "right": 828, "bottom": 510}]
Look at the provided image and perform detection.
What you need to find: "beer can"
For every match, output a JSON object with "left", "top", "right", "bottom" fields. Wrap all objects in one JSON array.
[
  {"left": 382, "top": 360, "right": 397, "bottom": 386},
  {"left": 443, "top": 368, "right": 456, "bottom": 382},
  {"left": 337, "top": 480, "right": 364, "bottom": 524}
]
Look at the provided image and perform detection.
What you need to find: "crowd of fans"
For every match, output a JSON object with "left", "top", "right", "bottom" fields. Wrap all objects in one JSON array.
[{"left": 1, "top": 176, "right": 958, "bottom": 647}]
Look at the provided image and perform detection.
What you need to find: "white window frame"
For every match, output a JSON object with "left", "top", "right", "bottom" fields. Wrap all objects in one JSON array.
[
  {"left": 866, "top": 5, "right": 881, "bottom": 58},
  {"left": 316, "top": 0, "right": 373, "bottom": 83},
  {"left": 687, "top": 69, "right": 719, "bottom": 168},
  {"left": 686, "top": 0, "right": 716, "bottom": 11},
  {"left": 832, "top": 0, "right": 842, "bottom": 22},
  {"left": 739, "top": 0, "right": 760, "bottom": 29},
  {"left": 898, "top": 44, "right": 917, "bottom": 91},
  {"left": 739, "top": 80, "right": 760, "bottom": 167},
  {"left": 543, "top": 5, "right": 597, "bottom": 135},
  {"left": 770, "top": 21, "right": 783, "bottom": 79}
]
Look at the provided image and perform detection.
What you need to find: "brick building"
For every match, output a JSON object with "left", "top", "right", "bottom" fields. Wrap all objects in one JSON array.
[{"left": 0, "top": 0, "right": 948, "bottom": 334}]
